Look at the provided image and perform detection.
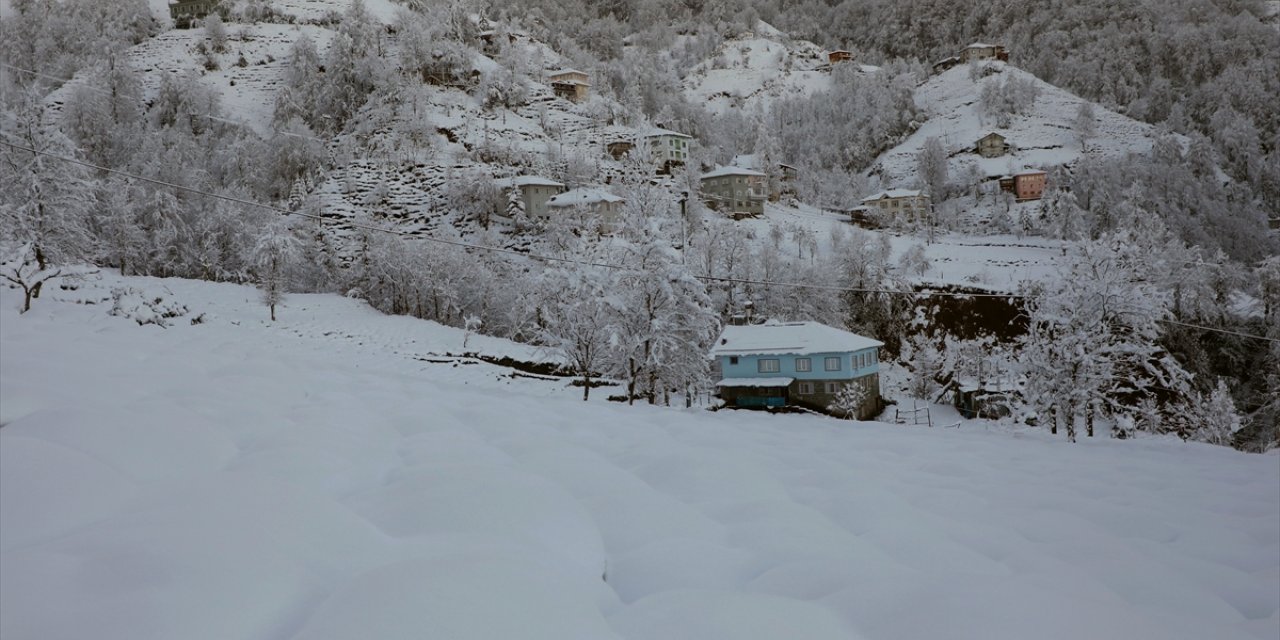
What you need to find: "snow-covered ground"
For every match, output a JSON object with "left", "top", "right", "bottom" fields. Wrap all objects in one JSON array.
[
  {"left": 3, "top": 273, "right": 1277, "bottom": 640},
  {"left": 681, "top": 22, "right": 872, "bottom": 116},
  {"left": 752, "top": 201, "right": 1070, "bottom": 290}
]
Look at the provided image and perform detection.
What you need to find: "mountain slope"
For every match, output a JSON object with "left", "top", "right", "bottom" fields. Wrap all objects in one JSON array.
[{"left": 867, "top": 61, "right": 1162, "bottom": 188}]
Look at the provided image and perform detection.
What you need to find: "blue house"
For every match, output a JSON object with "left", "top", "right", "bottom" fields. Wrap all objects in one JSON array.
[{"left": 709, "top": 321, "right": 884, "bottom": 419}]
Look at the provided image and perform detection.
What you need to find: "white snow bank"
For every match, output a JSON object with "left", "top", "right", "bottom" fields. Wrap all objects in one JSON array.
[{"left": 1, "top": 273, "right": 1276, "bottom": 640}]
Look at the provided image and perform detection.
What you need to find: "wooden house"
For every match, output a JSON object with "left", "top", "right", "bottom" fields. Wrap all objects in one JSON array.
[
  {"left": 169, "top": 0, "right": 219, "bottom": 28},
  {"left": 547, "top": 69, "right": 590, "bottom": 102},
  {"left": 709, "top": 321, "right": 884, "bottom": 419},
  {"left": 546, "top": 187, "right": 625, "bottom": 233},
  {"left": 861, "top": 189, "right": 930, "bottom": 223},
  {"left": 827, "top": 50, "right": 853, "bottom": 65},
  {"left": 700, "top": 167, "right": 767, "bottom": 219},
  {"left": 959, "top": 43, "right": 1009, "bottom": 63},
  {"left": 975, "top": 132, "right": 1010, "bottom": 158},
  {"left": 999, "top": 170, "right": 1047, "bottom": 201}
]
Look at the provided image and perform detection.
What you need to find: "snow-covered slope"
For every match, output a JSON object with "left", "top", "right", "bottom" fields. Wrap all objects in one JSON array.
[
  {"left": 867, "top": 62, "right": 1160, "bottom": 188},
  {"left": 3, "top": 273, "right": 1278, "bottom": 640},
  {"left": 682, "top": 22, "right": 874, "bottom": 116}
]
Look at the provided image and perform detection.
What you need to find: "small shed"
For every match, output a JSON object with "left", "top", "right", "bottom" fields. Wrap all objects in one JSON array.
[{"left": 827, "top": 50, "right": 853, "bottom": 65}]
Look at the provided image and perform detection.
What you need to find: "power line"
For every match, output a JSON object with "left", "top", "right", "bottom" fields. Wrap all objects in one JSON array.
[{"left": 4, "top": 139, "right": 1278, "bottom": 344}]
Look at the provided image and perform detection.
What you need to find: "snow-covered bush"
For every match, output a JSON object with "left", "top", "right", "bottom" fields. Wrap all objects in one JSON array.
[{"left": 108, "top": 287, "right": 189, "bottom": 327}]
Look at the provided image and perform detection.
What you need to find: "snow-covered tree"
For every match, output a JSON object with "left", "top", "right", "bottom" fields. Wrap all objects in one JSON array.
[
  {"left": 0, "top": 91, "right": 96, "bottom": 310},
  {"left": 537, "top": 264, "right": 618, "bottom": 401},
  {"left": 1189, "top": 378, "right": 1243, "bottom": 446},
  {"left": 1073, "top": 101, "right": 1097, "bottom": 152},
  {"left": 828, "top": 380, "right": 871, "bottom": 419},
  {"left": 251, "top": 219, "right": 302, "bottom": 321},
  {"left": 1018, "top": 231, "right": 1191, "bottom": 441}
]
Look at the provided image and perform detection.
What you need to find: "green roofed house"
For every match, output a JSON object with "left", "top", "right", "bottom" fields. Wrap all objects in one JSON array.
[{"left": 709, "top": 321, "right": 884, "bottom": 419}]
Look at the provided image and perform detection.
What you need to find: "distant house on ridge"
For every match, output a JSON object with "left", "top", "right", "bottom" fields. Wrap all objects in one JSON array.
[{"left": 709, "top": 321, "right": 884, "bottom": 419}]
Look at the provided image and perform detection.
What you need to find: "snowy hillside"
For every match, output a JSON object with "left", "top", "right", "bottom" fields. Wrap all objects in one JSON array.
[
  {"left": 682, "top": 22, "right": 874, "bottom": 116},
  {"left": 867, "top": 61, "right": 1161, "bottom": 188},
  {"left": 3, "top": 273, "right": 1278, "bottom": 640}
]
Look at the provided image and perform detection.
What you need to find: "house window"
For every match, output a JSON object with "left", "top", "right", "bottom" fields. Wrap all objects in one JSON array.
[
  {"left": 758, "top": 358, "right": 780, "bottom": 373},
  {"left": 825, "top": 382, "right": 839, "bottom": 394},
  {"left": 824, "top": 356, "right": 841, "bottom": 371},
  {"left": 729, "top": 356, "right": 739, "bottom": 365},
  {"left": 795, "top": 357, "right": 812, "bottom": 372},
  {"left": 798, "top": 382, "right": 813, "bottom": 395}
]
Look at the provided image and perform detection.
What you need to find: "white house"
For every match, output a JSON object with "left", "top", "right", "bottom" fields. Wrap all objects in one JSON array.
[
  {"left": 641, "top": 127, "right": 693, "bottom": 171},
  {"left": 494, "top": 176, "right": 565, "bottom": 221}
]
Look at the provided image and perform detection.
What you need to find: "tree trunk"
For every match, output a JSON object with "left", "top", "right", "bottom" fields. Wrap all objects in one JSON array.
[
  {"left": 1087, "top": 405, "right": 1095, "bottom": 438},
  {"left": 1049, "top": 405, "right": 1057, "bottom": 435},
  {"left": 582, "top": 373, "right": 590, "bottom": 401},
  {"left": 270, "top": 302, "right": 276, "bottom": 321}
]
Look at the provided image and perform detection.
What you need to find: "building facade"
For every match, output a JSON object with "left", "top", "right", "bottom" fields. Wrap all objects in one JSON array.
[
  {"left": 999, "top": 170, "right": 1047, "bottom": 201},
  {"left": 643, "top": 128, "right": 693, "bottom": 171},
  {"left": 496, "top": 176, "right": 565, "bottom": 221},
  {"left": 827, "top": 50, "right": 853, "bottom": 65},
  {"left": 959, "top": 43, "right": 1009, "bottom": 63},
  {"left": 170, "top": 0, "right": 219, "bottom": 28},
  {"left": 861, "top": 189, "right": 931, "bottom": 223},
  {"left": 547, "top": 69, "right": 590, "bottom": 102},
  {"left": 546, "top": 187, "right": 625, "bottom": 233},
  {"left": 709, "top": 321, "right": 884, "bottom": 419},
  {"left": 975, "top": 132, "right": 1010, "bottom": 158},
  {"left": 700, "top": 167, "right": 767, "bottom": 218}
]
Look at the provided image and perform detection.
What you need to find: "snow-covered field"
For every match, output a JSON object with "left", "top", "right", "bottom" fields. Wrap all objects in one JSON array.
[{"left": 2, "top": 272, "right": 1277, "bottom": 640}]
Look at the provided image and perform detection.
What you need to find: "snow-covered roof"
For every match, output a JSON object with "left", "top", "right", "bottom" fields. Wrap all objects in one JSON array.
[
  {"left": 546, "top": 188, "right": 624, "bottom": 207},
  {"left": 978, "top": 131, "right": 1006, "bottom": 141},
  {"left": 966, "top": 42, "right": 1001, "bottom": 49},
  {"left": 709, "top": 321, "right": 883, "bottom": 357},
  {"left": 1013, "top": 170, "right": 1047, "bottom": 177},
  {"left": 716, "top": 377, "right": 795, "bottom": 388},
  {"left": 494, "top": 176, "right": 564, "bottom": 188},
  {"left": 701, "top": 166, "right": 766, "bottom": 180},
  {"left": 642, "top": 127, "right": 692, "bottom": 139},
  {"left": 548, "top": 68, "right": 587, "bottom": 77},
  {"left": 828, "top": 50, "right": 852, "bottom": 55},
  {"left": 862, "top": 188, "right": 924, "bottom": 201}
]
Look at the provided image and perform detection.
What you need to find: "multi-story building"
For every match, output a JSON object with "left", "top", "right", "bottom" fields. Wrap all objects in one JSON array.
[{"left": 700, "top": 167, "right": 767, "bottom": 218}]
